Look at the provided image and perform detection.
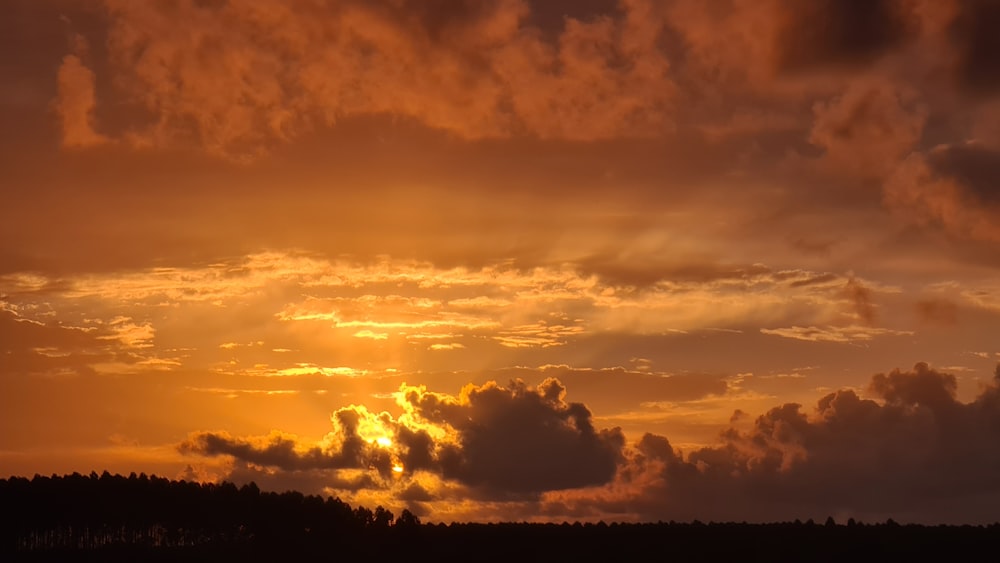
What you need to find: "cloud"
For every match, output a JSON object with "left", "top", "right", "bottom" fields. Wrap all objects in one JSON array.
[
  {"left": 493, "top": 321, "right": 585, "bottom": 348},
  {"left": 28, "top": 0, "right": 998, "bottom": 182},
  {"left": 547, "top": 362, "right": 1000, "bottom": 523},
  {"left": 680, "top": 363, "right": 1000, "bottom": 518},
  {"left": 492, "top": 366, "right": 729, "bottom": 412},
  {"left": 5, "top": 251, "right": 883, "bottom": 362},
  {"left": 181, "top": 377, "right": 625, "bottom": 497},
  {"left": 4, "top": 249, "right": 929, "bottom": 393},
  {"left": 181, "top": 430, "right": 346, "bottom": 471},
  {"left": 401, "top": 378, "right": 625, "bottom": 493},
  {"left": 809, "top": 77, "right": 926, "bottom": 179},
  {"left": 841, "top": 278, "right": 876, "bottom": 325},
  {"left": 100, "top": 316, "right": 155, "bottom": 348},
  {"left": 176, "top": 363, "right": 1000, "bottom": 523},
  {"left": 661, "top": 0, "right": 920, "bottom": 96},
  {"left": 884, "top": 142, "right": 1000, "bottom": 242},
  {"left": 87, "top": 0, "right": 674, "bottom": 158},
  {"left": 179, "top": 405, "right": 403, "bottom": 478},
  {"left": 54, "top": 39, "right": 109, "bottom": 148},
  {"left": 759, "top": 325, "right": 912, "bottom": 343},
  {"left": 915, "top": 298, "right": 958, "bottom": 325},
  {"left": 0, "top": 305, "right": 171, "bottom": 377},
  {"left": 948, "top": 0, "right": 1000, "bottom": 96},
  {"left": 771, "top": 0, "right": 919, "bottom": 73},
  {"left": 925, "top": 142, "right": 1000, "bottom": 205}
]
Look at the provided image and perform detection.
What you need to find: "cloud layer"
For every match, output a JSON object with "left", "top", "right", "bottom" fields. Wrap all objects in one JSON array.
[
  {"left": 37, "top": 0, "right": 997, "bottom": 246},
  {"left": 90, "top": 0, "right": 675, "bottom": 157}
]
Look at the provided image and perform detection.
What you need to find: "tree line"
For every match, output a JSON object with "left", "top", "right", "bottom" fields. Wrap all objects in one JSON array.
[
  {"left": 2, "top": 471, "right": 999, "bottom": 562},
  {"left": 1, "top": 471, "right": 416, "bottom": 557}
]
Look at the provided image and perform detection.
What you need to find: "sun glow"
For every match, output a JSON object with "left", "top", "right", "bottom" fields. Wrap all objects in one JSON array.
[
  {"left": 392, "top": 464, "right": 403, "bottom": 473},
  {"left": 375, "top": 436, "right": 392, "bottom": 448}
]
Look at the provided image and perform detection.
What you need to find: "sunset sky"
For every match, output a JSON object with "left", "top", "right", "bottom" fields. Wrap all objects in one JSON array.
[{"left": 3, "top": 0, "right": 1000, "bottom": 524}]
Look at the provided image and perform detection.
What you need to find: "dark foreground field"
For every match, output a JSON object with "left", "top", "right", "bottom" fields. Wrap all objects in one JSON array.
[{"left": 3, "top": 473, "right": 997, "bottom": 562}]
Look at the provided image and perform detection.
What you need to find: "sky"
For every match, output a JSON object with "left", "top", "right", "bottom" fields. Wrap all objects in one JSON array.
[{"left": 2, "top": 0, "right": 1000, "bottom": 524}]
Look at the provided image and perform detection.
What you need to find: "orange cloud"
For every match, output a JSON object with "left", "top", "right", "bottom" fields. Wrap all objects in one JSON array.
[
  {"left": 54, "top": 41, "right": 109, "bottom": 148},
  {"left": 884, "top": 143, "right": 1000, "bottom": 242},
  {"left": 91, "top": 0, "right": 675, "bottom": 158},
  {"left": 809, "top": 77, "right": 926, "bottom": 179}
]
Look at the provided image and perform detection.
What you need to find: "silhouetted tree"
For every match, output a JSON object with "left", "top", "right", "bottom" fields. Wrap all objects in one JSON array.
[{"left": 395, "top": 509, "right": 420, "bottom": 528}]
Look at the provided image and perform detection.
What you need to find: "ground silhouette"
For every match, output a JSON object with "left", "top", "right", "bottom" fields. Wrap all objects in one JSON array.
[{"left": 2, "top": 472, "right": 997, "bottom": 562}]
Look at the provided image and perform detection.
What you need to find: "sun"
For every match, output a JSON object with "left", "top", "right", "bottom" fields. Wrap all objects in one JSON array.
[{"left": 376, "top": 436, "right": 392, "bottom": 447}]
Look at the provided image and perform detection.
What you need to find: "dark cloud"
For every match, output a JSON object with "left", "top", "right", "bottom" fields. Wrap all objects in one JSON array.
[
  {"left": 869, "top": 362, "right": 958, "bottom": 410},
  {"left": 59, "top": 0, "right": 675, "bottom": 158},
  {"left": 915, "top": 298, "right": 959, "bottom": 326},
  {"left": 576, "top": 257, "right": 773, "bottom": 288},
  {"left": 397, "top": 481, "right": 435, "bottom": 502},
  {"left": 773, "top": 0, "right": 917, "bottom": 72},
  {"left": 178, "top": 364, "right": 1000, "bottom": 522},
  {"left": 809, "top": 77, "right": 926, "bottom": 179},
  {"left": 842, "top": 278, "right": 876, "bottom": 325},
  {"left": 180, "top": 431, "right": 357, "bottom": 472},
  {"left": 568, "top": 363, "right": 1000, "bottom": 523},
  {"left": 789, "top": 273, "right": 838, "bottom": 288},
  {"left": 182, "top": 378, "right": 626, "bottom": 497},
  {"left": 179, "top": 407, "right": 400, "bottom": 478},
  {"left": 884, "top": 143, "right": 1000, "bottom": 242},
  {"left": 949, "top": 0, "right": 1000, "bottom": 95},
  {"left": 221, "top": 461, "right": 381, "bottom": 494},
  {"left": 403, "top": 378, "right": 626, "bottom": 494},
  {"left": 526, "top": 0, "right": 620, "bottom": 35},
  {"left": 386, "top": 0, "right": 516, "bottom": 42},
  {"left": 925, "top": 142, "right": 1000, "bottom": 205},
  {"left": 476, "top": 366, "right": 729, "bottom": 414}
]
